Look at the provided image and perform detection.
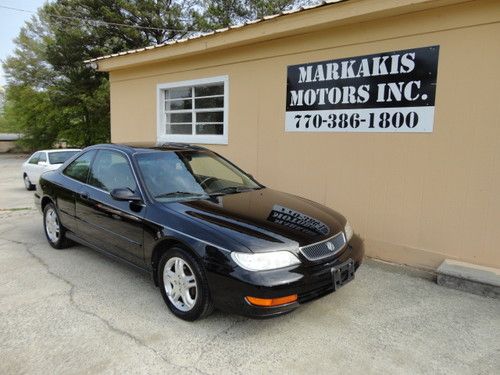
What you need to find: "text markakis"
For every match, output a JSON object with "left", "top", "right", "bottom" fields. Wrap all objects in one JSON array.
[
  {"left": 286, "top": 46, "right": 439, "bottom": 111},
  {"left": 290, "top": 52, "right": 425, "bottom": 106}
]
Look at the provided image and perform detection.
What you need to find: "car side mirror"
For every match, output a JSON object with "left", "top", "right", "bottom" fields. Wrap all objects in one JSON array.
[{"left": 110, "top": 188, "right": 142, "bottom": 202}]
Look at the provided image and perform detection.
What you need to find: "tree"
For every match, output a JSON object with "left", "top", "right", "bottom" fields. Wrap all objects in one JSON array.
[
  {"left": 3, "top": 0, "right": 197, "bottom": 148},
  {"left": 193, "top": 1, "right": 250, "bottom": 30},
  {"left": 2, "top": 11, "right": 59, "bottom": 145},
  {"left": 193, "top": 0, "right": 303, "bottom": 30},
  {"left": 2, "top": 0, "right": 312, "bottom": 149},
  {"left": 3, "top": 86, "right": 62, "bottom": 149}
]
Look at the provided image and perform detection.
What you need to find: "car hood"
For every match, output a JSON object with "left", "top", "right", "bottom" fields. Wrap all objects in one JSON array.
[{"left": 162, "top": 188, "right": 347, "bottom": 252}]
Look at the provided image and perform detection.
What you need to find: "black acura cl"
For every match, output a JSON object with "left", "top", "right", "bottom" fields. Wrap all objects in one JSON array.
[{"left": 35, "top": 143, "right": 363, "bottom": 321}]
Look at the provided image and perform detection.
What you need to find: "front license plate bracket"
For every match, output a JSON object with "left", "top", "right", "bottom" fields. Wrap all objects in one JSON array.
[{"left": 331, "top": 259, "right": 355, "bottom": 291}]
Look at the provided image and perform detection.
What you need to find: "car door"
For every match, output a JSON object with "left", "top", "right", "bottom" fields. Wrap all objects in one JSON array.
[
  {"left": 59, "top": 150, "right": 98, "bottom": 233},
  {"left": 24, "top": 152, "right": 40, "bottom": 182},
  {"left": 75, "top": 149, "right": 145, "bottom": 265},
  {"left": 33, "top": 152, "right": 48, "bottom": 183}
]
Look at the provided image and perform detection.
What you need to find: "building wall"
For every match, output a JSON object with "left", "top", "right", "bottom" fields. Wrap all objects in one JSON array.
[
  {"left": 0, "top": 141, "right": 18, "bottom": 153},
  {"left": 109, "top": 0, "right": 500, "bottom": 269}
]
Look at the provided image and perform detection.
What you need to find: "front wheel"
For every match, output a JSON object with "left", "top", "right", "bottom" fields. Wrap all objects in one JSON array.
[
  {"left": 23, "top": 174, "right": 35, "bottom": 191},
  {"left": 43, "top": 203, "right": 73, "bottom": 249},
  {"left": 158, "top": 247, "right": 214, "bottom": 321}
]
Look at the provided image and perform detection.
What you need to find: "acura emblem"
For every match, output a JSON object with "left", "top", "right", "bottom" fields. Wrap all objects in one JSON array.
[{"left": 327, "top": 242, "right": 335, "bottom": 251}]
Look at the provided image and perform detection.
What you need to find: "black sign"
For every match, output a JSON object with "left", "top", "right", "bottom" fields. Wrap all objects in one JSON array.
[{"left": 285, "top": 46, "right": 439, "bottom": 132}]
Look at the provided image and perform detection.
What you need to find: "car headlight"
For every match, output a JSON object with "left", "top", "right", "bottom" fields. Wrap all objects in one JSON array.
[
  {"left": 344, "top": 221, "right": 354, "bottom": 242},
  {"left": 231, "top": 251, "right": 300, "bottom": 271}
]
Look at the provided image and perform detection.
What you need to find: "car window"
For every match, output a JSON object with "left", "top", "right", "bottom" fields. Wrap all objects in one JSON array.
[
  {"left": 189, "top": 153, "right": 243, "bottom": 185},
  {"left": 48, "top": 151, "right": 79, "bottom": 165},
  {"left": 135, "top": 151, "right": 259, "bottom": 201},
  {"left": 28, "top": 152, "right": 40, "bottom": 165},
  {"left": 63, "top": 150, "right": 97, "bottom": 183},
  {"left": 88, "top": 150, "right": 137, "bottom": 192},
  {"left": 38, "top": 152, "right": 47, "bottom": 163}
]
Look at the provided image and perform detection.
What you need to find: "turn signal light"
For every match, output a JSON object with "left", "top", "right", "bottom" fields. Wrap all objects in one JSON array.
[{"left": 245, "top": 294, "right": 298, "bottom": 307}]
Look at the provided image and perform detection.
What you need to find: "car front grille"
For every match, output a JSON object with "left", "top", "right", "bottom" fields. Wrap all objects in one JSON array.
[{"left": 299, "top": 232, "right": 346, "bottom": 261}]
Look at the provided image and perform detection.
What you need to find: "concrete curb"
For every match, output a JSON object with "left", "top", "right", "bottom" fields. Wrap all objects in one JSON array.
[{"left": 437, "top": 259, "right": 500, "bottom": 298}]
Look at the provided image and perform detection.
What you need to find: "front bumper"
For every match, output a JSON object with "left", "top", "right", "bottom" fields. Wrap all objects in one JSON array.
[{"left": 206, "top": 242, "right": 364, "bottom": 318}]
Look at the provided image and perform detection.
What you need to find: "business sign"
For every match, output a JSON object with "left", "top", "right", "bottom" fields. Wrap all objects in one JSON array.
[{"left": 285, "top": 46, "right": 439, "bottom": 132}]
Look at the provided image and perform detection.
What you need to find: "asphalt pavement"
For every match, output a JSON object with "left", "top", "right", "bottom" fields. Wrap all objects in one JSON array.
[{"left": 0, "top": 154, "right": 498, "bottom": 375}]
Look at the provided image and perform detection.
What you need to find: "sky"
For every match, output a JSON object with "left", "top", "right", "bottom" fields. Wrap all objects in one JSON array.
[{"left": 0, "top": 0, "right": 46, "bottom": 86}]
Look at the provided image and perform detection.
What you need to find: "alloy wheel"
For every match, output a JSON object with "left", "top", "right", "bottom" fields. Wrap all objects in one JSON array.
[
  {"left": 45, "top": 208, "right": 60, "bottom": 243},
  {"left": 163, "top": 257, "right": 198, "bottom": 312}
]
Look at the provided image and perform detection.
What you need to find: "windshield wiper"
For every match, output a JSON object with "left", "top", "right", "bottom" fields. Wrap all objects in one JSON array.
[
  {"left": 209, "top": 186, "right": 255, "bottom": 196},
  {"left": 154, "top": 191, "right": 207, "bottom": 199}
]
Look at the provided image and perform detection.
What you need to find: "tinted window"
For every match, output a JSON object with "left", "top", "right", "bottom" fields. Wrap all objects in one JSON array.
[
  {"left": 89, "top": 150, "right": 137, "bottom": 192},
  {"left": 28, "top": 152, "right": 40, "bottom": 164},
  {"left": 48, "top": 151, "right": 79, "bottom": 164},
  {"left": 38, "top": 152, "right": 47, "bottom": 163},
  {"left": 63, "top": 150, "right": 96, "bottom": 183}
]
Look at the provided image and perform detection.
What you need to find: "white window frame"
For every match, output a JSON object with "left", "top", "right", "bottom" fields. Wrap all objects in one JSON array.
[{"left": 157, "top": 75, "right": 229, "bottom": 145}]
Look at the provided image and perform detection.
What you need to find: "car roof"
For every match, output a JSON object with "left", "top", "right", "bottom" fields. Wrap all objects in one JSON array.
[
  {"left": 36, "top": 149, "right": 81, "bottom": 153},
  {"left": 85, "top": 143, "right": 210, "bottom": 156}
]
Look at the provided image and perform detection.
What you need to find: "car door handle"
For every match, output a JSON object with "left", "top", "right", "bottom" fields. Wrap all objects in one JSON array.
[{"left": 79, "top": 191, "right": 90, "bottom": 200}]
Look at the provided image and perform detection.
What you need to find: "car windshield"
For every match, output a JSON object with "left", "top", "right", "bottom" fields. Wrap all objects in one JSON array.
[
  {"left": 135, "top": 151, "right": 261, "bottom": 202},
  {"left": 48, "top": 151, "right": 79, "bottom": 164}
]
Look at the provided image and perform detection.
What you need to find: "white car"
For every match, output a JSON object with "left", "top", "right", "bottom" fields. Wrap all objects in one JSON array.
[{"left": 22, "top": 149, "right": 81, "bottom": 190}]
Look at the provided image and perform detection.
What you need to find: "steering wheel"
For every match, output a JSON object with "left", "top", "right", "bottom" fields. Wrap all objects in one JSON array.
[{"left": 199, "top": 176, "right": 218, "bottom": 188}]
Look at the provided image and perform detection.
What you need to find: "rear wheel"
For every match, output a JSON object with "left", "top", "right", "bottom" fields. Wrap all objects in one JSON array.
[
  {"left": 23, "top": 174, "right": 35, "bottom": 191},
  {"left": 43, "top": 203, "right": 73, "bottom": 249},
  {"left": 158, "top": 247, "right": 214, "bottom": 321}
]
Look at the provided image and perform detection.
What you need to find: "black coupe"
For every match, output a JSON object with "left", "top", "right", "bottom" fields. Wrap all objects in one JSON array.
[{"left": 35, "top": 143, "right": 363, "bottom": 321}]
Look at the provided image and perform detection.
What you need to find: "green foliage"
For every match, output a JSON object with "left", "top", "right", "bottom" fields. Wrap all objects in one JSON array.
[
  {"left": 4, "top": 85, "right": 61, "bottom": 150},
  {"left": 193, "top": 0, "right": 300, "bottom": 30},
  {"left": 249, "top": 0, "right": 298, "bottom": 19},
  {"left": 3, "top": 0, "right": 195, "bottom": 148},
  {"left": 194, "top": 1, "right": 250, "bottom": 30},
  {"left": 2, "top": 0, "right": 306, "bottom": 149},
  {"left": 0, "top": 116, "right": 17, "bottom": 133}
]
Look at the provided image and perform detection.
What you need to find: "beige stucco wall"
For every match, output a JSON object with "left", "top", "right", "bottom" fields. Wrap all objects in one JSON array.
[
  {"left": 0, "top": 141, "right": 17, "bottom": 153},
  {"left": 108, "top": 0, "right": 500, "bottom": 269}
]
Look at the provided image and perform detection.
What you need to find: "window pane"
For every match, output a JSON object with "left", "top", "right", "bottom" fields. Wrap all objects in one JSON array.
[
  {"left": 166, "top": 87, "right": 191, "bottom": 100},
  {"left": 88, "top": 150, "right": 137, "bottom": 192},
  {"left": 136, "top": 152, "right": 206, "bottom": 199},
  {"left": 63, "top": 150, "right": 96, "bottom": 183},
  {"left": 167, "top": 112, "right": 192, "bottom": 123},
  {"left": 166, "top": 124, "right": 192, "bottom": 135},
  {"left": 29, "top": 152, "right": 40, "bottom": 164},
  {"left": 196, "top": 123, "right": 223, "bottom": 135},
  {"left": 166, "top": 99, "right": 192, "bottom": 111},
  {"left": 196, "top": 111, "right": 223, "bottom": 122},
  {"left": 195, "top": 96, "right": 223, "bottom": 109},
  {"left": 195, "top": 83, "right": 223, "bottom": 97},
  {"left": 48, "top": 151, "right": 79, "bottom": 164},
  {"left": 38, "top": 153, "right": 47, "bottom": 162},
  {"left": 189, "top": 153, "right": 244, "bottom": 186}
]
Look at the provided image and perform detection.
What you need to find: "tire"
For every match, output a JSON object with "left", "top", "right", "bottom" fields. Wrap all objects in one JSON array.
[
  {"left": 43, "top": 202, "right": 73, "bottom": 249},
  {"left": 23, "top": 174, "right": 35, "bottom": 191},
  {"left": 158, "top": 247, "right": 214, "bottom": 321}
]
